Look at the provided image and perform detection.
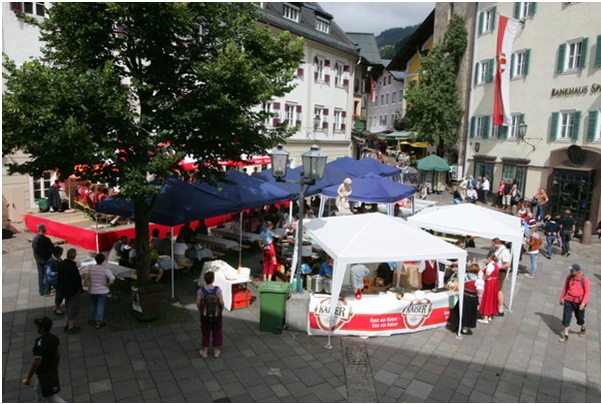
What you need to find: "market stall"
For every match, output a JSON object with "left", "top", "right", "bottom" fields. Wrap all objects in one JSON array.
[
  {"left": 303, "top": 213, "right": 467, "bottom": 343},
  {"left": 407, "top": 203, "right": 523, "bottom": 311}
]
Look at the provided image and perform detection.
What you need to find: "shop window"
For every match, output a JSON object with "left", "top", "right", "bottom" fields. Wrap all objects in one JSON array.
[
  {"left": 478, "top": 6, "right": 496, "bottom": 35},
  {"left": 502, "top": 165, "right": 527, "bottom": 195},
  {"left": 556, "top": 38, "right": 588, "bottom": 73}
]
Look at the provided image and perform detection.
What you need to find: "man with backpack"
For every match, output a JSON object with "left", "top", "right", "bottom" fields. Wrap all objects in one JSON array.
[
  {"left": 558, "top": 264, "right": 590, "bottom": 342},
  {"left": 196, "top": 271, "right": 224, "bottom": 358}
]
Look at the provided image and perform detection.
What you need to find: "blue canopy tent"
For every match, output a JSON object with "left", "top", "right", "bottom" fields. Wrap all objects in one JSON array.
[
  {"left": 96, "top": 177, "right": 241, "bottom": 298},
  {"left": 318, "top": 173, "right": 416, "bottom": 217},
  {"left": 329, "top": 156, "right": 401, "bottom": 177}
]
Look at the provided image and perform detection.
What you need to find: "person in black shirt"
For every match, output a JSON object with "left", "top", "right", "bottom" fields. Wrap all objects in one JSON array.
[
  {"left": 32, "top": 224, "right": 54, "bottom": 296},
  {"left": 558, "top": 209, "right": 577, "bottom": 257},
  {"left": 58, "top": 249, "right": 83, "bottom": 334},
  {"left": 23, "top": 317, "right": 65, "bottom": 402}
]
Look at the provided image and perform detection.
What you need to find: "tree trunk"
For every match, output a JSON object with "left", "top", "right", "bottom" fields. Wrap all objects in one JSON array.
[{"left": 133, "top": 198, "right": 151, "bottom": 284}]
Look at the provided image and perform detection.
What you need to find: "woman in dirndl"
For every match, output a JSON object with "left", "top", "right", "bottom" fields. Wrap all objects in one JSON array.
[
  {"left": 478, "top": 252, "right": 500, "bottom": 324},
  {"left": 448, "top": 263, "right": 480, "bottom": 335}
]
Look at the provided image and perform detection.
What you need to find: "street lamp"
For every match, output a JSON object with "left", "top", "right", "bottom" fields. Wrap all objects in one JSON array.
[
  {"left": 269, "top": 144, "right": 328, "bottom": 292},
  {"left": 518, "top": 121, "right": 528, "bottom": 140}
]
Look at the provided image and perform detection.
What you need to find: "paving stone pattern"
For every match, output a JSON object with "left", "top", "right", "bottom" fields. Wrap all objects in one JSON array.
[{"left": 3, "top": 194, "right": 601, "bottom": 402}]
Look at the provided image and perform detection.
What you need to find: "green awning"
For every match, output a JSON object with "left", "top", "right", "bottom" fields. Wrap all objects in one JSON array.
[{"left": 417, "top": 154, "right": 451, "bottom": 171}]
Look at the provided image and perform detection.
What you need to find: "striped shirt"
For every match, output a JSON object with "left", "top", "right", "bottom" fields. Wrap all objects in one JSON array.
[{"left": 88, "top": 265, "right": 115, "bottom": 295}]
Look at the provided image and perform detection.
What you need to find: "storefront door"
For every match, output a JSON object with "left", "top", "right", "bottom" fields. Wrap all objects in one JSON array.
[{"left": 550, "top": 169, "right": 595, "bottom": 230}]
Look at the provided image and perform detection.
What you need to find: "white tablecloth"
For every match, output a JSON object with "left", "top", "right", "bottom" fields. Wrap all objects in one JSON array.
[
  {"left": 195, "top": 234, "right": 239, "bottom": 251},
  {"left": 211, "top": 228, "right": 260, "bottom": 243}
]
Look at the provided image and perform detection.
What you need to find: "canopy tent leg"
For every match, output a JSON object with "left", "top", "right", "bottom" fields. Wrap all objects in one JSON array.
[
  {"left": 318, "top": 195, "right": 327, "bottom": 218},
  {"left": 238, "top": 212, "right": 243, "bottom": 268},
  {"left": 95, "top": 214, "right": 99, "bottom": 254},
  {"left": 507, "top": 242, "right": 520, "bottom": 312},
  {"left": 170, "top": 226, "right": 175, "bottom": 299},
  {"left": 411, "top": 194, "right": 415, "bottom": 216}
]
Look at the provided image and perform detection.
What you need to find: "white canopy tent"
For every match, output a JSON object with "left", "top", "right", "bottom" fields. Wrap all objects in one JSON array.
[
  {"left": 407, "top": 203, "right": 523, "bottom": 311},
  {"left": 303, "top": 213, "right": 467, "bottom": 347}
]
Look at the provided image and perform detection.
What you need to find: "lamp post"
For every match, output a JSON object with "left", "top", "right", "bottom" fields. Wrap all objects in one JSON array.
[
  {"left": 270, "top": 144, "right": 328, "bottom": 292},
  {"left": 518, "top": 121, "right": 528, "bottom": 140}
]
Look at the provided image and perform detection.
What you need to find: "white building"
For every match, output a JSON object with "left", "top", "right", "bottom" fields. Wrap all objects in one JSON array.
[
  {"left": 467, "top": 2, "right": 601, "bottom": 228},
  {"left": 257, "top": 2, "right": 359, "bottom": 166},
  {"left": 2, "top": 2, "right": 49, "bottom": 220}
]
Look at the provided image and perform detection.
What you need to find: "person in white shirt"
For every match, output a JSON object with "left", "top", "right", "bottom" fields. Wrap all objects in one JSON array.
[
  {"left": 492, "top": 238, "right": 512, "bottom": 316},
  {"left": 481, "top": 177, "right": 490, "bottom": 204},
  {"left": 87, "top": 253, "right": 115, "bottom": 329}
]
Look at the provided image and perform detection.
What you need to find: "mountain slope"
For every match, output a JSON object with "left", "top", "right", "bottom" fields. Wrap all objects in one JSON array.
[{"left": 377, "top": 25, "right": 419, "bottom": 60}]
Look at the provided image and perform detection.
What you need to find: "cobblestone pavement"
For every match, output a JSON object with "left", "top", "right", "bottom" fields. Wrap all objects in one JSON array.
[{"left": 3, "top": 194, "right": 601, "bottom": 402}]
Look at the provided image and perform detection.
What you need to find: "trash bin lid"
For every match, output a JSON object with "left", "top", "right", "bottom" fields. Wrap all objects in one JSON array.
[{"left": 258, "top": 281, "right": 292, "bottom": 293}]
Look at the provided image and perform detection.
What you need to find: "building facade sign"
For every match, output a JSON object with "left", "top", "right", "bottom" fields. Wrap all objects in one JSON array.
[{"left": 550, "top": 83, "right": 601, "bottom": 98}]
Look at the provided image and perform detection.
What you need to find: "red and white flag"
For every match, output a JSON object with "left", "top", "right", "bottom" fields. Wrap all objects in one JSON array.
[
  {"left": 369, "top": 77, "right": 376, "bottom": 103},
  {"left": 493, "top": 15, "right": 520, "bottom": 126}
]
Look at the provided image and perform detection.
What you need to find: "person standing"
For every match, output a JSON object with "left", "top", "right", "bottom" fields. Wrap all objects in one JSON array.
[
  {"left": 558, "top": 264, "right": 590, "bottom": 342},
  {"left": 481, "top": 177, "right": 490, "bottom": 205},
  {"left": 478, "top": 252, "right": 500, "bottom": 324},
  {"left": 197, "top": 271, "right": 224, "bottom": 358},
  {"left": 533, "top": 187, "right": 549, "bottom": 222},
  {"left": 258, "top": 221, "right": 278, "bottom": 282},
  {"left": 492, "top": 238, "right": 511, "bottom": 316},
  {"left": 32, "top": 224, "right": 54, "bottom": 297},
  {"left": 418, "top": 259, "right": 439, "bottom": 290},
  {"left": 558, "top": 209, "right": 577, "bottom": 257},
  {"left": 58, "top": 248, "right": 83, "bottom": 334},
  {"left": 541, "top": 214, "right": 561, "bottom": 259},
  {"left": 448, "top": 263, "right": 480, "bottom": 335},
  {"left": 23, "top": 317, "right": 65, "bottom": 403},
  {"left": 87, "top": 253, "right": 115, "bottom": 329},
  {"left": 524, "top": 227, "right": 542, "bottom": 279},
  {"left": 45, "top": 246, "right": 65, "bottom": 315}
]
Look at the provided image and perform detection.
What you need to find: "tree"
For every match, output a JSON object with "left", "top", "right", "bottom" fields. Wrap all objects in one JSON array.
[
  {"left": 403, "top": 14, "right": 467, "bottom": 153},
  {"left": 3, "top": 3, "right": 304, "bottom": 283}
]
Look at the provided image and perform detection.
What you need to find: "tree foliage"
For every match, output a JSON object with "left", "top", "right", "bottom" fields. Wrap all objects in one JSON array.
[
  {"left": 403, "top": 14, "right": 467, "bottom": 151},
  {"left": 3, "top": 3, "right": 304, "bottom": 283}
]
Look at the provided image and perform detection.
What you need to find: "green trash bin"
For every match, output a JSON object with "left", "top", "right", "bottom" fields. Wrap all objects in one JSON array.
[{"left": 258, "top": 281, "right": 291, "bottom": 334}]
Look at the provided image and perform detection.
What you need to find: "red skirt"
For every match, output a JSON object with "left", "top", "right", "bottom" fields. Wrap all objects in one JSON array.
[{"left": 479, "top": 278, "right": 499, "bottom": 316}]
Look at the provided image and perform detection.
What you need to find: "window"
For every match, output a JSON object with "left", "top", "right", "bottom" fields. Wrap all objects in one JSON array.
[
  {"left": 334, "top": 63, "right": 344, "bottom": 86},
  {"left": 556, "top": 38, "right": 588, "bottom": 73},
  {"left": 380, "top": 94, "right": 384, "bottom": 105},
  {"left": 385, "top": 94, "right": 389, "bottom": 104},
  {"left": 511, "top": 49, "right": 530, "bottom": 78},
  {"left": 315, "top": 16, "right": 330, "bottom": 34},
  {"left": 509, "top": 113, "right": 524, "bottom": 139},
  {"left": 31, "top": 171, "right": 52, "bottom": 203},
  {"left": 470, "top": 115, "right": 491, "bottom": 138},
  {"left": 514, "top": 2, "right": 536, "bottom": 19},
  {"left": 392, "top": 91, "right": 397, "bottom": 103},
  {"left": 595, "top": 35, "right": 601, "bottom": 67},
  {"left": 550, "top": 110, "right": 581, "bottom": 140},
  {"left": 478, "top": 6, "right": 496, "bottom": 35},
  {"left": 283, "top": 3, "right": 300, "bottom": 22},
  {"left": 314, "top": 106, "right": 324, "bottom": 129},
  {"left": 11, "top": 2, "right": 46, "bottom": 17},
  {"left": 284, "top": 103, "right": 297, "bottom": 125},
  {"left": 383, "top": 115, "right": 388, "bottom": 126},
  {"left": 264, "top": 102, "right": 281, "bottom": 126},
  {"left": 587, "top": 109, "right": 601, "bottom": 141},
  {"left": 474, "top": 59, "right": 494, "bottom": 85},
  {"left": 315, "top": 58, "right": 324, "bottom": 81},
  {"left": 333, "top": 110, "right": 342, "bottom": 131}
]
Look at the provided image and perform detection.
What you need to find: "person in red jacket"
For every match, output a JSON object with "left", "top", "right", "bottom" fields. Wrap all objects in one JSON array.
[{"left": 558, "top": 264, "right": 590, "bottom": 342}]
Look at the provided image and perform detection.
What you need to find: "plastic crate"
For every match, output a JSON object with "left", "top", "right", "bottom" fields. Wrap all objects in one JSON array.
[{"left": 232, "top": 290, "right": 252, "bottom": 309}]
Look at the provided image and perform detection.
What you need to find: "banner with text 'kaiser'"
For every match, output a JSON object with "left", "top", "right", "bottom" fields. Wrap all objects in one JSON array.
[{"left": 493, "top": 15, "right": 520, "bottom": 126}]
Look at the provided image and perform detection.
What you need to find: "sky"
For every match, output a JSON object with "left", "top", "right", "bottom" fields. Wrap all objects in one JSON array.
[{"left": 320, "top": 2, "right": 435, "bottom": 36}]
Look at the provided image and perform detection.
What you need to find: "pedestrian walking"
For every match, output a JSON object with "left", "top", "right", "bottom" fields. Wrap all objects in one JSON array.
[
  {"left": 86, "top": 253, "right": 115, "bottom": 329},
  {"left": 45, "top": 246, "right": 65, "bottom": 315},
  {"left": 22, "top": 317, "right": 66, "bottom": 403},
  {"left": 525, "top": 227, "right": 542, "bottom": 279},
  {"left": 197, "top": 271, "right": 224, "bottom": 358},
  {"left": 32, "top": 224, "right": 54, "bottom": 296},
  {"left": 58, "top": 248, "right": 83, "bottom": 334},
  {"left": 558, "top": 264, "right": 590, "bottom": 342},
  {"left": 559, "top": 209, "right": 577, "bottom": 257}
]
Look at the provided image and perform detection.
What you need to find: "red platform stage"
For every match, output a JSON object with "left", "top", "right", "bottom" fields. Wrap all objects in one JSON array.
[{"left": 24, "top": 210, "right": 235, "bottom": 252}]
